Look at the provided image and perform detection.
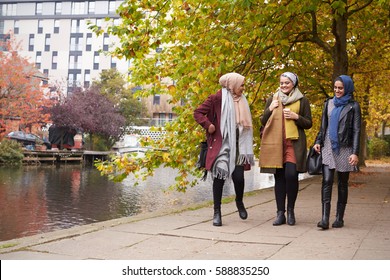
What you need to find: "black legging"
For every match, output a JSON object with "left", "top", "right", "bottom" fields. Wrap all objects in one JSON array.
[
  {"left": 274, "top": 162, "right": 299, "bottom": 211},
  {"left": 213, "top": 165, "right": 245, "bottom": 209}
]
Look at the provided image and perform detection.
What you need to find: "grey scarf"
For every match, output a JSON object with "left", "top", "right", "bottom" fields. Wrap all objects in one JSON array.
[
  {"left": 212, "top": 88, "right": 254, "bottom": 179},
  {"left": 277, "top": 87, "right": 304, "bottom": 105}
]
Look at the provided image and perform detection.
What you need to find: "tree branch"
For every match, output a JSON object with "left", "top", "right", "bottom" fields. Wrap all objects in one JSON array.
[{"left": 347, "top": 0, "right": 374, "bottom": 16}]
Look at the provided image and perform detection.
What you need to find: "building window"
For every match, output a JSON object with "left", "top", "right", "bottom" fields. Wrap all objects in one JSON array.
[
  {"left": 54, "top": 20, "right": 60, "bottom": 34},
  {"left": 52, "top": 51, "right": 58, "bottom": 69},
  {"left": 110, "top": 57, "right": 117, "bottom": 68},
  {"left": 55, "top": 2, "right": 62, "bottom": 15},
  {"left": 93, "top": 52, "right": 99, "bottom": 70},
  {"left": 68, "top": 73, "right": 75, "bottom": 87},
  {"left": 2, "top": 4, "right": 17, "bottom": 16},
  {"left": 159, "top": 113, "right": 166, "bottom": 126},
  {"left": 103, "top": 33, "right": 109, "bottom": 51},
  {"left": 71, "top": 19, "right": 82, "bottom": 33},
  {"left": 96, "top": 19, "right": 102, "bottom": 31},
  {"left": 36, "top": 3, "right": 43, "bottom": 15},
  {"left": 43, "top": 69, "right": 49, "bottom": 85},
  {"left": 14, "top": 20, "right": 19, "bottom": 34},
  {"left": 45, "top": 34, "right": 51, "bottom": 51},
  {"left": 38, "top": 20, "right": 43, "bottom": 34},
  {"left": 84, "top": 70, "right": 91, "bottom": 88},
  {"left": 109, "top": 1, "right": 116, "bottom": 14},
  {"left": 153, "top": 94, "right": 160, "bottom": 105},
  {"left": 68, "top": 72, "right": 81, "bottom": 88},
  {"left": 36, "top": 51, "right": 42, "bottom": 69},
  {"left": 86, "top": 33, "right": 92, "bottom": 51},
  {"left": 72, "top": 2, "right": 85, "bottom": 15},
  {"left": 70, "top": 36, "right": 83, "bottom": 51},
  {"left": 114, "top": 19, "right": 120, "bottom": 26},
  {"left": 88, "top": 1, "right": 95, "bottom": 14},
  {"left": 29, "top": 34, "right": 34, "bottom": 51},
  {"left": 69, "top": 55, "right": 82, "bottom": 69}
]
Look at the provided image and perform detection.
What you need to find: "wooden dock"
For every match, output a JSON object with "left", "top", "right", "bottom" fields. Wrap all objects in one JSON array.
[{"left": 22, "top": 150, "right": 114, "bottom": 165}]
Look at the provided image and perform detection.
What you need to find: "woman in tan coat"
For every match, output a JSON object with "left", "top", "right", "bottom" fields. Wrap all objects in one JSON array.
[{"left": 260, "top": 72, "right": 312, "bottom": 226}]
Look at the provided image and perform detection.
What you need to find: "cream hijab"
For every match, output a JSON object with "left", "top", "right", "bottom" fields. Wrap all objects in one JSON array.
[{"left": 219, "top": 73, "right": 252, "bottom": 128}]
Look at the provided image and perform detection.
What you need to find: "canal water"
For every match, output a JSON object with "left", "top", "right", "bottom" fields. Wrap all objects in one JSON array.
[{"left": 0, "top": 163, "right": 277, "bottom": 242}]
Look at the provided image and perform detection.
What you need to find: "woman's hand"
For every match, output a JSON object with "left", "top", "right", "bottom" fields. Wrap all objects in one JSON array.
[
  {"left": 313, "top": 144, "right": 321, "bottom": 153},
  {"left": 349, "top": 154, "right": 359, "bottom": 166},
  {"left": 269, "top": 100, "right": 279, "bottom": 111},
  {"left": 208, "top": 124, "right": 216, "bottom": 134},
  {"left": 283, "top": 108, "right": 299, "bottom": 120}
]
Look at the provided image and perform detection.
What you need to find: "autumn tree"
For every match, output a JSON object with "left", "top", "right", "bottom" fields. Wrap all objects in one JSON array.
[
  {"left": 91, "top": 68, "right": 148, "bottom": 129},
  {"left": 0, "top": 35, "right": 53, "bottom": 137},
  {"left": 49, "top": 87, "right": 126, "bottom": 149},
  {"left": 93, "top": 0, "right": 390, "bottom": 191}
]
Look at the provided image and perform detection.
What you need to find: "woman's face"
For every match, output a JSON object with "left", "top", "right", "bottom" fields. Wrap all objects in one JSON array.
[
  {"left": 280, "top": 76, "right": 294, "bottom": 94},
  {"left": 234, "top": 80, "right": 245, "bottom": 96},
  {"left": 334, "top": 80, "right": 345, "bottom": 98}
]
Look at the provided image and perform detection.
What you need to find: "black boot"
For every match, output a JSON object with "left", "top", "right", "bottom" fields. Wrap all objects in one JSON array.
[
  {"left": 317, "top": 203, "right": 330, "bottom": 230},
  {"left": 236, "top": 201, "right": 248, "bottom": 220},
  {"left": 332, "top": 172, "right": 348, "bottom": 228},
  {"left": 273, "top": 211, "right": 286, "bottom": 226},
  {"left": 213, "top": 208, "right": 222, "bottom": 226},
  {"left": 287, "top": 208, "right": 295, "bottom": 225},
  {"left": 332, "top": 203, "right": 346, "bottom": 228},
  {"left": 318, "top": 166, "right": 333, "bottom": 230},
  {"left": 212, "top": 178, "right": 224, "bottom": 226}
]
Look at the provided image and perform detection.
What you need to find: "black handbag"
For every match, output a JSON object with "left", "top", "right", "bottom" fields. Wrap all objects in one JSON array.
[
  {"left": 196, "top": 141, "right": 208, "bottom": 169},
  {"left": 306, "top": 146, "right": 322, "bottom": 175},
  {"left": 196, "top": 141, "right": 208, "bottom": 180}
]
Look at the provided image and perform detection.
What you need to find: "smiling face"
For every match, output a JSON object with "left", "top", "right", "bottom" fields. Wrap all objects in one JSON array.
[
  {"left": 334, "top": 80, "right": 345, "bottom": 98},
  {"left": 279, "top": 76, "right": 294, "bottom": 95},
  {"left": 234, "top": 80, "right": 245, "bottom": 96}
]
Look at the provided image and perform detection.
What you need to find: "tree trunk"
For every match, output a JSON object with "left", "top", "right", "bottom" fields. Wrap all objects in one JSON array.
[
  {"left": 331, "top": 11, "right": 349, "bottom": 80},
  {"left": 381, "top": 122, "right": 386, "bottom": 139},
  {"left": 90, "top": 133, "right": 93, "bottom": 150},
  {"left": 359, "top": 84, "right": 371, "bottom": 166},
  {"left": 360, "top": 120, "right": 367, "bottom": 167}
]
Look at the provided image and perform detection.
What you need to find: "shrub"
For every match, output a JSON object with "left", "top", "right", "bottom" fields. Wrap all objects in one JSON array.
[
  {"left": 368, "top": 137, "right": 390, "bottom": 159},
  {"left": 0, "top": 139, "right": 24, "bottom": 165}
]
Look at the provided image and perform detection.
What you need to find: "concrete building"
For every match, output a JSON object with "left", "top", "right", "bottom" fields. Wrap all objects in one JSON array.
[{"left": 0, "top": 0, "right": 177, "bottom": 126}]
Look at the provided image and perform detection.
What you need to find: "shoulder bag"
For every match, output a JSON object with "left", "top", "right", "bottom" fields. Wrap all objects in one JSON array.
[{"left": 306, "top": 146, "right": 322, "bottom": 175}]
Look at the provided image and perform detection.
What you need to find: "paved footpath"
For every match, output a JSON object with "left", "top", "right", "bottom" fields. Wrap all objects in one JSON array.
[{"left": 0, "top": 165, "right": 389, "bottom": 260}]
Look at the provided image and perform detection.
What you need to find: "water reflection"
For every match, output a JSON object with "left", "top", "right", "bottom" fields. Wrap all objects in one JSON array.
[{"left": 0, "top": 164, "right": 275, "bottom": 242}]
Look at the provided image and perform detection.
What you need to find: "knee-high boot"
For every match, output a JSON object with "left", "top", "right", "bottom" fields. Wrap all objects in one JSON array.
[
  {"left": 233, "top": 166, "right": 247, "bottom": 220},
  {"left": 212, "top": 178, "right": 224, "bottom": 226},
  {"left": 317, "top": 166, "right": 334, "bottom": 230},
  {"left": 332, "top": 202, "right": 346, "bottom": 228},
  {"left": 332, "top": 172, "right": 349, "bottom": 228},
  {"left": 317, "top": 203, "right": 331, "bottom": 229}
]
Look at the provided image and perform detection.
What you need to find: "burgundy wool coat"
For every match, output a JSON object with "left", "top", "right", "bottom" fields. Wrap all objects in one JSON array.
[{"left": 193, "top": 90, "right": 223, "bottom": 171}]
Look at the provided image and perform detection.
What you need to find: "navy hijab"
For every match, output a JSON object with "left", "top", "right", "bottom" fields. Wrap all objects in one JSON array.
[{"left": 329, "top": 75, "right": 354, "bottom": 154}]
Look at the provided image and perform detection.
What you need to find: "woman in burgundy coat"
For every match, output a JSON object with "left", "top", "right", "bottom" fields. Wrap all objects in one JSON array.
[{"left": 194, "top": 73, "right": 254, "bottom": 226}]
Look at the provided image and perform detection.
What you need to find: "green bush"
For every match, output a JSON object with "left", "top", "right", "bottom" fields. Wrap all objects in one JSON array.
[
  {"left": 83, "top": 134, "right": 112, "bottom": 151},
  {"left": 368, "top": 137, "right": 390, "bottom": 159},
  {"left": 0, "top": 139, "right": 24, "bottom": 165}
]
